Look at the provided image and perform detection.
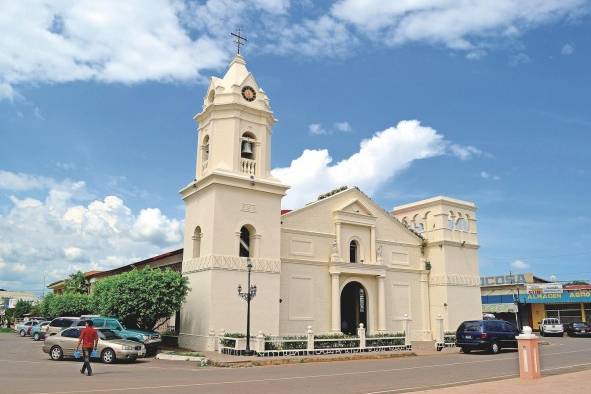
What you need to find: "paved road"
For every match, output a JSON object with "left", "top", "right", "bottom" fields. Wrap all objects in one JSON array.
[{"left": 1, "top": 333, "right": 591, "bottom": 394}]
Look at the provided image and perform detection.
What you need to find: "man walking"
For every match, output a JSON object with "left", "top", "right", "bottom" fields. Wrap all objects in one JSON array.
[{"left": 76, "top": 320, "right": 98, "bottom": 376}]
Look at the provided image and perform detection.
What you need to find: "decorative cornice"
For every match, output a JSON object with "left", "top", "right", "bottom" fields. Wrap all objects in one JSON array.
[
  {"left": 429, "top": 274, "right": 480, "bottom": 287},
  {"left": 426, "top": 240, "right": 479, "bottom": 249},
  {"left": 183, "top": 255, "right": 281, "bottom": 274}
]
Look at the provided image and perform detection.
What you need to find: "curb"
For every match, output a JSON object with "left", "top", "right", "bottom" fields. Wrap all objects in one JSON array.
[
  {"left": 156, "top": 353, "right": 208, "bottom": 365},
  {"left": 208, "top": 351, "right": 416, "bottom": 368}
]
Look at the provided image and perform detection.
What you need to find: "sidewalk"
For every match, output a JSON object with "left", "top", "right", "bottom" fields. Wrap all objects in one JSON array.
[
  {"left": 200, "top": 349, "right": 416, "bottom": 367},
  {"left": 412, "top": 369, "right": 590, "bottom": 394}
]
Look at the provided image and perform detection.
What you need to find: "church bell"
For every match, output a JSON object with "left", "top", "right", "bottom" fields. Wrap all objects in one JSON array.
[{"left": 241, "top": 140, "right": 253, "bottom": 155}]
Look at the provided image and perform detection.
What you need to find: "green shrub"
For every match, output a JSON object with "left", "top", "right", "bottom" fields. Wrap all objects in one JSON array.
[{"left": 314, "top": 333, "right": 359, "bottom": 349}]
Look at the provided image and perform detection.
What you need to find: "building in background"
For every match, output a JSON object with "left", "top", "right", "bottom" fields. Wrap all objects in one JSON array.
[
  {"left": 0, "top": 290, "right": 38, "bottom": 313},
  {"left": 47, "top": 249, "right": 183, "bottom": 332},
  {"left": 480, "top": 273, "right": 591, "bottom": 330}
]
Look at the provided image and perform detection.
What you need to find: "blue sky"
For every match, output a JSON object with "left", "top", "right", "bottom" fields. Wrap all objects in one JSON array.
[{"left": 1, "top": 0, "right": 590, "bottom": 295}]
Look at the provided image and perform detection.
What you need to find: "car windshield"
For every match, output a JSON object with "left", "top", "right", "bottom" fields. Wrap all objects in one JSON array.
[
  {"left": 105, "top": 319, "right": 123, "bottom": 330},
  {"left": 573, "top": 323, "right": 587, "bottom": 327},
  {"left": 99, "top": 329, "right": 121, "bottom": 340},
  {"left": 463, "top": 322, "right": 481, "bottom": 332}
]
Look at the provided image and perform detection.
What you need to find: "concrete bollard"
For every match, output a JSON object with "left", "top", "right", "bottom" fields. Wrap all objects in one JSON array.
[
  {"left": 307, "top": 326, "right": 314, "bottom": 351},
  {"left": 207, "top": 328, "right": 216, "bottom": 351},
  {"left": 218, "top": 328, "right": 225, "bottom": 354},
  {"left": 358, "top": 323, "right": 366, "bottom": 348},
  {"left": 255, "top": 330, "right": 265, "bottom": 354},
  {"left": 516, "top": 326, "right": 541, "bottom": 380}
]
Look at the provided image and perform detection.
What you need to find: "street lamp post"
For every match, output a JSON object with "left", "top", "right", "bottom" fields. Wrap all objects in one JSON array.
[{"left": 237, "top": 259, "right": 257, "bottom": 355}]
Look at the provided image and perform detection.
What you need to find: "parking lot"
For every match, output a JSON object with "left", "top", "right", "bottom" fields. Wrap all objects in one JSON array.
[{"left": 1, "top": 332, "right": 591, "bottom": 394}]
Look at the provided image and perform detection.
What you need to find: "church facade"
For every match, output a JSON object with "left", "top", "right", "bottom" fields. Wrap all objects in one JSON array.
[{"left": 178, "top": 55, "right": 482, "bottom": 351}]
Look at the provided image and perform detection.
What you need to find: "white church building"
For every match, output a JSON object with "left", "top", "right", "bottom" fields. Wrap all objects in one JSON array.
[{"left": 178, "top": 54, "right": 482, "bottom": 351}]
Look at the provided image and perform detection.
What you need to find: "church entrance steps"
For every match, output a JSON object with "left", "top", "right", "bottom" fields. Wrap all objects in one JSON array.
[{"left": 202, "top": 350, "right": 415, "bottom": 367}]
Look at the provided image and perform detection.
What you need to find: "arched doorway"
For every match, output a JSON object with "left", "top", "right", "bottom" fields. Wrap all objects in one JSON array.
[{"left": 340, "top": 281, "right": 367, "bottom": 334}]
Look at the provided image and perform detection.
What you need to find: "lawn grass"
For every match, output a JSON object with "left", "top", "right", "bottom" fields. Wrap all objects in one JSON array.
[{"left": 0, "top": 327, "right": 15, "bottom": 333}]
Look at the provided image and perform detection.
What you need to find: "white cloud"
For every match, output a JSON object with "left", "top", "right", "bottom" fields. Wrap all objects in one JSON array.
[
  {"left": 0, "top": 1, "right": 586, "bottom": 99},
  {"left": 509, "top": 53, "right": 532, "bottom": 67},
  {"left": 449, "top": 144, "right": 483, "bottom": 160},
  {"left": 0, "top": 172, "right": 183, "bottom": 292},
  {"left": 0, "top": 0, "right": 229, "bottom": 100},
  {"left": 331, "top": 0, "right": 586, "bottom": 54},
  {"left": 334, "top": 122, "right": 352, "bottom": 133},
  {"left": 480, "top": 171, "right": 501, "bottom": 180},
  {"left": 561, "top": 43, "right": 575, "bottom": 55},
  {"left": 308, "top": 123, "right": 328, "bottom": 135},
  {"left": 273, "top": 119, "right": 477, "bottom": 208},
  {"left": 0, "top": 170, "right": 55, "bottom": 191},
  {"left": 308, "top": 121, "right": 353, "bottom": 135},
  {"left": 511, "top": 259, "right": 530, "bottom": 270}
]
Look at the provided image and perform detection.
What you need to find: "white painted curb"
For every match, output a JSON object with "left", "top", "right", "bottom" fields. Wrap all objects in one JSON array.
[{"left": 156, "top": 353, "right": 208, "bottom": 365}]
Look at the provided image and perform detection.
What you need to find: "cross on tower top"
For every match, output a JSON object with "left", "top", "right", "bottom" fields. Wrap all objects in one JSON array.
[{"left": 230, "top": 29, "right": 247, "bottom": 55}]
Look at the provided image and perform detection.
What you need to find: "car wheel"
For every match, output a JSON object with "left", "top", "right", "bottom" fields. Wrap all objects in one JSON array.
[
  {"left": 101, "top": 348, "right": 116, "bottom": 364},
  {"left": 490, "top": 341, "right": 500, "bottom": 354},
  {"left": 33, "top": 332, "right": 40, "bottom": 341},
  {"left": 50, "top": 346, "right": 64, "bottom": 361},
  {"left": 461, "top": 347, "right": 471, "bottom": 354},
  {"left": 19, "top": 330, "right": 26, "bottom": 337}
]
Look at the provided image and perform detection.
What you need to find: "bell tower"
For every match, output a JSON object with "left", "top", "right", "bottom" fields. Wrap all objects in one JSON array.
[
  {"left": 195, "top": 54, "right": 275, "bottom": 181},
  {"left": 179, "top": 52, "right": 289, "bottom": 351}
]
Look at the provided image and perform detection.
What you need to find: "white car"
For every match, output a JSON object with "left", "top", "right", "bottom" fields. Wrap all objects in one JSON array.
[{"left": 539, "top": 318, "right": 564, "bottom": 336}]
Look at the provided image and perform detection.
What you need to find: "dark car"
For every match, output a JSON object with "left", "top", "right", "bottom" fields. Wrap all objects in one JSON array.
[
  {"left": 565, "top": 322, "right": 591, "bottom": 337},
  {"left": 456, "top": 319, "right": 520, "bottom": 354}
]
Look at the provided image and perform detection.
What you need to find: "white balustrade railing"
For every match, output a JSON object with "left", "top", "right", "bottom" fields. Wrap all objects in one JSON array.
[
  {"left": 214, "top": 324, "right": 410, "bottom": 357},
  {"left": 241, "top": 158, "right": 256, "bottom": 175}
]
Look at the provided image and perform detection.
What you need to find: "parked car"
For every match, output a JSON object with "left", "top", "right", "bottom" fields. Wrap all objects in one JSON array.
[
  {"left": 456, "top": 319, "right": 520, "bottom": 354},
  {"left": 16, "top": 321, "right": 38, "bottom": 337},
  {"left": 564, "top": 321, "right": 591, "bottom": 337},
  {"left": 74, "top": 317, "right": 161, "bottom": 356},
  {"left": 539, "top": 318, "right": 564, "bottom": 337},
  {"left": 46, "top": 317, "right": 79, "bottom": 336},
  {"left": 43, "top": 327, "right": 146, "bottom": 364},
  {"left": 31, "top": 321, "right": 51, "bottom": 341}
]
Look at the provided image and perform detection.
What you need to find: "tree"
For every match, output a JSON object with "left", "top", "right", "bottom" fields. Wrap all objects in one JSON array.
[
  {"left": 14, "top": 300, "right": 32, "bottom": 318},
  {"left": 37, "top": 293, "right": 94, "bottom": 318},
  {"left": 63, "top": 271, "right": 90, "bottom": 294},
  {"left": 93, "top": 268, "right": 189, "bottom": 330}
]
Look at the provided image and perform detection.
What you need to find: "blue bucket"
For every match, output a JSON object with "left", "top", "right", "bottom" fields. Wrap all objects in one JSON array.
[
  {"left": 73, "top": 350, "right": 81, "bottom": 359},
  {"left": 90, "top": 350, "right": 98, "bottom": 358}
]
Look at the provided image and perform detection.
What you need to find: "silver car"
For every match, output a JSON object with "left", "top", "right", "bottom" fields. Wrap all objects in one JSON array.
[{"left": 43, "top": 327, "right": 146, "bottom": 364}]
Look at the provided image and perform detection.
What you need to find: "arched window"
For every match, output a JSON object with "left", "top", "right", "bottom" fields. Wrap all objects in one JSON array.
[
  {"left": 239, "top": 225, "right": 252, "bottom": 257},
  {"left": 192, "top": 226, "right": 202, "bottom": 258},
  {"left": 456, "top": 218, "right": 468, "bottom": 232},
  {"left": 415, "top": 223, "right": 424, "bottom": 234},
  {"left": 240, "top": 132, "right": 255, "bottom": 160},
  {"left": 349, "top": 240, "right": 359, "bottom": 263},
  {"left": 447, "top": 212, "right": 455, "bottom": 230}
]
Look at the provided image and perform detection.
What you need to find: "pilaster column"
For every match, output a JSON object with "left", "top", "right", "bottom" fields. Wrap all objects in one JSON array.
[
  {"left": 335, "top": 222, "right": 342, "bottom": 257},
  {"left": 370, "top": 226, "right": 377, "bottom": 263},
  {"left": 331, "top": 273, "right": 341, "bottom": 332},
  {"left": 378, "top": 275, "right": 386, "bottom": 331}
]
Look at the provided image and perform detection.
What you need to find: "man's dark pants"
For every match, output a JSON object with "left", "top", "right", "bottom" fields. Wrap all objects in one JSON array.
[{"left": 81, "top": 348, "right": 93, "bottom": 375}]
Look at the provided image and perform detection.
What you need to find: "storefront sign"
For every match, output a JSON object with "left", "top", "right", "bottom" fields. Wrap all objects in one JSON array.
[
  {"left": 482, "top": 303, "right": 518, "bottom": 313},
  {"left": 526, "top": 283, "right": 563, "bottom": 295},
  {"left": 480, "top": 274, "right": 526, "bottom": 287},
  {"left": 519, "top": 289, "right": 591, "bottom": 304}
]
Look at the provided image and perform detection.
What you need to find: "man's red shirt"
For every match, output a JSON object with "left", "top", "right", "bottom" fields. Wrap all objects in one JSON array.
[{"left": 80, "top": 326, "right": 98, "bottom": 349}]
